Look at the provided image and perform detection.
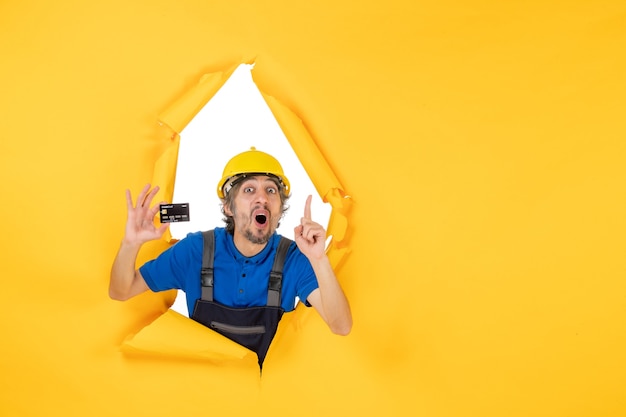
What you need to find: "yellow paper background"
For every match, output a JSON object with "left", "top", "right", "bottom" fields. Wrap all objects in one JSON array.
[{"left": 1, "top": 1, "right": 625, "bottom": 416}]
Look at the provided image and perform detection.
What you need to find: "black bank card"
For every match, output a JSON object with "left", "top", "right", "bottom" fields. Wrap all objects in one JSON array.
[{"left": 159, "top": 203, "right": 190, "bottom": 223}]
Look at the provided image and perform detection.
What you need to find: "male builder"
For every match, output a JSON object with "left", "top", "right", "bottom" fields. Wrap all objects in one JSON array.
[{"left": 109, "top": 147, "right": 352, "bottom": 367}]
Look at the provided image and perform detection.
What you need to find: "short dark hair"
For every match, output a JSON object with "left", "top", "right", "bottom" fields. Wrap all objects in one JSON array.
[{"left": 220, "top": 177, "right": 290, "bottom": 234}]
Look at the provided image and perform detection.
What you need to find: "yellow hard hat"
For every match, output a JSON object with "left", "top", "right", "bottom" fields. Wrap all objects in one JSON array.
[{"left": 217, "top": 147, "right": 291, "bottom": 198}]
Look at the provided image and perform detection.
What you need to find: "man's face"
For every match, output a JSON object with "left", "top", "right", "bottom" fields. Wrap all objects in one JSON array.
[{"left": 225, "top": 176, "right": 283, "bottom": 245}]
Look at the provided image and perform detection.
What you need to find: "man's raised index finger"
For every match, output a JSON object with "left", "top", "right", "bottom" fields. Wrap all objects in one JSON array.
[{"left": 304, "top": 195, "right": 312, "bottom": 220}]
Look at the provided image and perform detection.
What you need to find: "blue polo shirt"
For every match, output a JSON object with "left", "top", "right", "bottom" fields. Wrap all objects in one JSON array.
[{"left": 139, "top": 228, "right": 319, "bottom": 314}]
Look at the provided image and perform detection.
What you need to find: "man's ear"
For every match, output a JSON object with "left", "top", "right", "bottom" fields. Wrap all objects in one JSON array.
[{"left": 223, "top": 202, "right": 233, "bottom": 216}]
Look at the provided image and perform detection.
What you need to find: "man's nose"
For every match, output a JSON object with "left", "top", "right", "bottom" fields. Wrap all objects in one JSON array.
[{"left": 255, "top": 189, "right": 269, "bottom": 203}]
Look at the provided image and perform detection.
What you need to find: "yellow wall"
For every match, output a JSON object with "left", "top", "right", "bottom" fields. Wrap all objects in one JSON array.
[{"left": 1, "top": 1, "right": 625, "bottom": 416}]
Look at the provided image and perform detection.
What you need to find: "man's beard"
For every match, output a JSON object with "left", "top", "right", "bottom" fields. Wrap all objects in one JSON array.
[
  {"left": 231, "top": 203, "right": 278, "bottom": 245},
  {"left": 243, "top": 229, "right": 272, "bottom": 245}
]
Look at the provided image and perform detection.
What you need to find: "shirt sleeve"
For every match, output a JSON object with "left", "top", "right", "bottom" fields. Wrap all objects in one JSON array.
[{"left": 139, "top": 232, "right": 203, "bottom": 293}]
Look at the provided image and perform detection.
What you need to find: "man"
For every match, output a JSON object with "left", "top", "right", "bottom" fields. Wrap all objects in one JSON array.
[{"left": 109, "top": 147, "right": 352, "bottom": 368}]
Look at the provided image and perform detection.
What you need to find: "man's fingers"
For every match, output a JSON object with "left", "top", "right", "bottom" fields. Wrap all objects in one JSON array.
[
  {"left": 125, "top": 189, "right": 133, "bottom": 210},
  {"left": 149, "top": 201, "right": 169, "bottom": 223},
  {"left": 298, "top": 220, "right": 324, "bottom": 244},
  {"left": 304, "top": 195, "right": 312, "bottom": 220},
  {"left": 136, "top": 184, "right": 151, "bottom": 207},
  {"left": 135, "top": 184, "right": 160, "bottom": 209},
  {"left": 143, "top": 185, "right": 160, "bottom": 208},
  {"left": 295, "top": 223, "right": 312, "bottom": 240},
  {"left": 149, "top": 201, "right": 162, "bottom": 217}
]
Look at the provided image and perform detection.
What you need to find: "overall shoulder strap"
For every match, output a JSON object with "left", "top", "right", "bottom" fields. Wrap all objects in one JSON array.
[
  {"left": 200, "top": 230, "right": 215, "bottom": 301},
  {"left": 267, "top": 237, "right": 292, "bottom": 307}
]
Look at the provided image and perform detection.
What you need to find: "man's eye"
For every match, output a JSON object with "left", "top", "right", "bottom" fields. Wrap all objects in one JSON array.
[
  {"left": 244, "top": 187, "right": 254, "bottom": 193},
  {"left": 267, "top": 187, "right": 277, "bottom": 194}
]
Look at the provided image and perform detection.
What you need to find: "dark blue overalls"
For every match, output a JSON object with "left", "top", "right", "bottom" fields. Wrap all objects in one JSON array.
[{"left": 191, "top": 230, "right": 292, "bottom": 370}]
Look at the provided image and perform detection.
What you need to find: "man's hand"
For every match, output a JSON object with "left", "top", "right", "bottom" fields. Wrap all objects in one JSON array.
[
  {"left": 109, "top": 184, "right": 164, "bottom": 301},
  {"left": 123, "top": 184, "right": 169, "bottom": 246},
  {"left": 294, "top": 195, "right": 326, "bottom": 261},
  {"left": 294, "top": 195, "right": 353, "bottom": 335}
]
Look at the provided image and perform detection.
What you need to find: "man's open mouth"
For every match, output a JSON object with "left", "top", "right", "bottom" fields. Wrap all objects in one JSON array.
[{"left": 252, "top": 208, "right": 269, "bottom": 227}]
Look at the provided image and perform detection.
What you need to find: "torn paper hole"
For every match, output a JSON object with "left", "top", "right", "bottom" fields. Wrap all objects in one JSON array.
[{"left": 169, "top": 64, "right": 332, "bottom": 316}]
